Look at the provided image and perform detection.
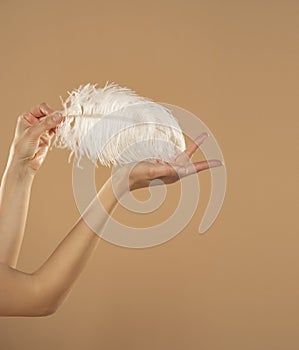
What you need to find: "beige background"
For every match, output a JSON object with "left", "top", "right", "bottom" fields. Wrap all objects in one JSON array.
[{"left": 0, "top": 0, "right": 298, "bottom": 349}]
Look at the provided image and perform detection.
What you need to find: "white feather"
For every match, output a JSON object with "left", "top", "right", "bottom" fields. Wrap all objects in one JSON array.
[{"left": 54, "top": 82, "right": 186, "bottom": 167}]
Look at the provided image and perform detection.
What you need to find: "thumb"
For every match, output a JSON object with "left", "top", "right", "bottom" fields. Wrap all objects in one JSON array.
[{"left": 27, "top": 112, "right": 63, "bottom": 139}]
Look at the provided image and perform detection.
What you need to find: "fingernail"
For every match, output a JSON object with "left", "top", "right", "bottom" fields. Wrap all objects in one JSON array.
[{"left": 53, "top": 113, "right": 62, "bottom": 121}]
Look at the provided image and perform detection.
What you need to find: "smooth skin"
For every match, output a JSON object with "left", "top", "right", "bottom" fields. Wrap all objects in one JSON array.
[{"left": 0, "top": 103, "right": 222, "bottom": 317}]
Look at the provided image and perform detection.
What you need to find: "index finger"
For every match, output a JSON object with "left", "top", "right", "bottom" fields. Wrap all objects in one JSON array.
[
  {"left": 175, "top": 132, "right": 208, "bottom": 165},
  {"left": 30, "top": 103, "right": 55, "bottom": 118},
  {"left": 184, "top": 132, "right": 209, "bottom": 158}
]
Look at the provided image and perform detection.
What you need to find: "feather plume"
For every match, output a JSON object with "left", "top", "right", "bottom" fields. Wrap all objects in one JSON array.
[{"left": 54, "top": 82, "right": 186, "bottom": 167}]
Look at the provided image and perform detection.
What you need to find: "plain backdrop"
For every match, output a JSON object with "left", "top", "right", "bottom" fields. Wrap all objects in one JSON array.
[{"left": 0, "top": 0, "right": 298, "bottom": 349}]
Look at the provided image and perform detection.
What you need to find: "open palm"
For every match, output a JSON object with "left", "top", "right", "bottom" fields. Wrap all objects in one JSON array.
[{"left": 126, "top": 132, "right": 223, "bottom": 191}]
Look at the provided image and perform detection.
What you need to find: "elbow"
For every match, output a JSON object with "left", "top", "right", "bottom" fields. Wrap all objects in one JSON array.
[
  {"left": 33, "top": 294, "right": 63, "bottom": 317},
  {"left": 22, "top": 298, "right": 60, "bottom": 317},
  {"left": 38, "top": 306, "right": 58, "bottom": 317},
  {"left": 0, "top": 268, "right": 63, "bottom": 317},
  {"left": 32, "top": 302, "right": 59, "bottom": 317},
  {"left": 29, "top": 275, "right": 62, "bottom": 317},
  {"left": 28, "top": 298, "right": 64, "bottom": 317}
]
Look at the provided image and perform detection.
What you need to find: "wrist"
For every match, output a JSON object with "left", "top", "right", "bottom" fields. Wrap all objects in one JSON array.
[
  {"left": 5, "top": 157, "right": 35, "bottom": 183},
  {"left": 110, "top": 166, "right": 136, "bottom": 195}
]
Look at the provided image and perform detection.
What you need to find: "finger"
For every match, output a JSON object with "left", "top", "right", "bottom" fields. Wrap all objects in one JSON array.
[
  {"left": 182, "top": 159, "right": 223, "bottom": 177},
  {"left": 22, "top": 112, "right": 39, "bottom": 126},
  {"left": 16, "top": 104, "right": 55, "bottom": 135},
  {"left": 39, "top": 133, "right": 52, "bottom": 147},
  {"left": 184, "top": 132, "right": 209, "bottom": 158},
  {"left": 26, "top": 113, "right": 63, "bottom": 139},
  {"left": 30, "top": 103, "right": 55, "bottom": 118},
  {"left": 175, "top": 132, "right": 208, "bottom": 165},
  {"left": 42, "top": 115, "right": 65, "bottom": 135},
  {"left": 16, "top": 112, "right": 39, "bottom": 134}
]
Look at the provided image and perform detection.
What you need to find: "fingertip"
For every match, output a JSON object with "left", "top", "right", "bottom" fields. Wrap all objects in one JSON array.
[
  {"left": 40, "top": 102, "right": 55, "bottom": 114},
  {"left": 52, "top": 112, "right": 63, "bottom": 122},
  {"left": 208, "top": 159, "right": 224, "bottom": 168},
  {"left": 194, "top": 132, "right": 209, "bottom": 146},
  {"left": 31, "top": 103, "right": 54, "bottom": 118}
]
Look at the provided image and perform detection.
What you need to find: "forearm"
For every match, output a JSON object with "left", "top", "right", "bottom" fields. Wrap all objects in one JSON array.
[
  {"left": 0, "top": 160, "right": 34, "bottom": 267},
  {"left": 33, "top": 176, "right": 125, "bottom": 314}
]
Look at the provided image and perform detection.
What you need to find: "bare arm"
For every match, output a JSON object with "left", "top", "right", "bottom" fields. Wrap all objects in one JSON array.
[
  {"left": 0, "top": 103, "right": 59, "bottom": 267},
  {"left": 0, "top": 166, "right": 34, "bottom": 267},
  {"left": 0, "top": 176, "right": 122, "bottom": 316},
  {"left": 0, "top": 107, "right": 222, "bottom": 317}
]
